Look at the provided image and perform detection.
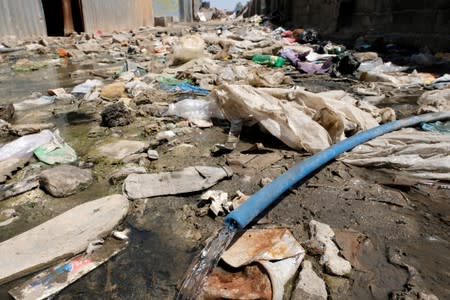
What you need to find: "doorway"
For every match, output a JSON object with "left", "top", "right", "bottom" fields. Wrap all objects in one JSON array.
[{"left": 41, "top": 0, "right": 84, "bottom": 36}]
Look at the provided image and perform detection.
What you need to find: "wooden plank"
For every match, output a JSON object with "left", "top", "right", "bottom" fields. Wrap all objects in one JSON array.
[
  {"left": 0, "top": 194, "right": 129, "bottom": 284},
  {"left": 9, "top": 239, "right": 127, "bottom": 300}
]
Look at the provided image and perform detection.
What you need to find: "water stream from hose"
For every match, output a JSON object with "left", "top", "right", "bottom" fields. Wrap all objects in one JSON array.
[{"left": 176, "top": 225, "right": 238, "bottom": 299}]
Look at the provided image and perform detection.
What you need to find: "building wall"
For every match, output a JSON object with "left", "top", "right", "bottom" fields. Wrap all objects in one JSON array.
[
  {"left": 82, "top": 0, "right": 154, "bottom": 33},
  {"left": 0, "top": 0, "right": 47, "bottom": 38},
  {"left": 251, "top": 0, "right": 450, "bottom": 51},
  {"left": 153, "top": 0, "right": 180, "bottom": 19}
]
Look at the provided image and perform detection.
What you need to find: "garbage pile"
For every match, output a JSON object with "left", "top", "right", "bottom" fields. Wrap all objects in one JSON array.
[{"left": 0, "top": 12, "right": 448, "bottom": 300}]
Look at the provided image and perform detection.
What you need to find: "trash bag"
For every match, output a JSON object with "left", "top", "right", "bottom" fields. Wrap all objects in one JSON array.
[
  {"left": 296, "top": 29, "right": 319, "bottom": 44},
  {"left": 331, "top": 53, "right": 361, "bottom": 76},
  {"left": 172, "top": 35, "right": 206, "bottom": 65},
  {"left": 33, "top": 129, "right": 77, "bottom": 165}
]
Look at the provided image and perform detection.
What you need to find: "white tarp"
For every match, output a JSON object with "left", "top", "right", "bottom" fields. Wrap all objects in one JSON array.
[{"left": 340, "top": 128, "right": 450, "bottom": 180}]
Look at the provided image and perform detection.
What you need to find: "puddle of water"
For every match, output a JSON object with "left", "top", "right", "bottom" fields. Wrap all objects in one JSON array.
[{"left": 176, "top": 226, "right": 237, "bottom": 300}]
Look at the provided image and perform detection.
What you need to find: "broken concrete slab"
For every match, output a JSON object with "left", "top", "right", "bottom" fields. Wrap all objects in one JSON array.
[
  {"left": 124, "top": 166, "right": 233, "bottom": 200},
  {"left": 9, "top": 238, "right": 127, "bottom": 300},
  {"left": 0, "top": 194, "right": 129, "bottom": 284},
  {"left": 291, "top": 260, "right": 328, "bottom": 300},
  {"left": 40, "top": 165, "right": 93, "bottom": 197},
  {"left": 309, "top": 220, "right": 352, "bottom": 276},
  {"left": 95, "top": 140, "right": 148, "bottom": 161}
]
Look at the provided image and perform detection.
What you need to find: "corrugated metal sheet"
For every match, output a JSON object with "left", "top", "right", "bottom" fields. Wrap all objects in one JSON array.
[
  {"left": 0, "top": 0, "right": 47, "bottom": 38},
  {"left": 82, "top": 0, "right": 154, "bottom": 33}
]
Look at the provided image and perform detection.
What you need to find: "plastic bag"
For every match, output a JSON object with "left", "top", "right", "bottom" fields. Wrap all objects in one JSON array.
[
  {"left": 172, "top": 35, "right": 206, "bottom": 65},
  {"left": 13, "top": 96, "right": 56, "bottom": 111},
  {"left": 358, "top": 58, "right": 408, "bottom": 73},
  {"left": 0, "top": 130, "right": 54, "bottom": 161},
  {"left": 34, "top": 130, "right": 77, "bottom": 165},
  {"left": 71, "top": 79, "right": 103, "bottom": 96}
]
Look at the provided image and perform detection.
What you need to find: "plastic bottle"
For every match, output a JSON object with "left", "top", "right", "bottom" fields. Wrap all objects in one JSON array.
[
  {"left": 166, "top": 99, "right": 223, "bottom": 121},
  {"left": 252, "top": 55, "right": 286, "bottom": 68}
]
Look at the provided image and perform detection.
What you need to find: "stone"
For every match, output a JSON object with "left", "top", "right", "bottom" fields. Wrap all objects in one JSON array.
[
  {"left": 323, "top": 274, "right": 352, "bottom": 299},
  {"left": 302, "top": 239, "right": 326, "bottom": 256},
  {"left": 100, "top": 82, "right": 126, "bottom": 100},
  {"left": 75, "top": 40, "right": 101, "bottom": 53},
  {"left": 0, "top": 120, "right": 10, "bottom": 137},
  {"left": 291, "top": 260, "right": 328, "bottom": 300},
  {"left": 9, "top": 123, "right": 55, "bottom": 136},
  {"left": 109, "top": 164, "right": 147, "bottom": 185},
  {"left": 0, "top": 104, "right": 15, "bottom": 121},
  {"left": 47, "top": 88, "right": 66, "bottom": 96},
  {"left": 309, "top": 220, "right": 352, "bottom": 276},
  {"left": 101, "top": 102, "right": 133, "bottom": 127},
  {"left": 40, "top": 165, "right": 93, "bottom": 197},
  {"left": 112, "top": 34, "right": 129, "bottom": 44},
  {"left": 147, "top": 149, "right": 159, "bottom": 160},
  {"left": 155, "top": 130, "right": 176, "bottom": 141},
  {"left": 96, "top": 140, "right": 148, "bottom": 161},
  {"left": 121, "top": 153, "right": 147, "bottom": 164}
]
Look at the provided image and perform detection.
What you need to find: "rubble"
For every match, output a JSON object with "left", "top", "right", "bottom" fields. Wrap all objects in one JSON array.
[
  {"left": 309, "top": 220, "right": 352, "bottom": 276},
  {"left": 291, "top": 260, "right": 328, "bottom": 300}
]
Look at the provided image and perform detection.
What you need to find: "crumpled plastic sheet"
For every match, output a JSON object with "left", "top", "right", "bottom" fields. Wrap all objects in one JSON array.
[
  {"left": 417, "top": 88, "right": 450, "bottom": 113},
  {"left": 210, "top": 84, "right": 380, "bottom": 153},
  {"left": 339, "top": 128, "right": 450, "bottom": 180}
]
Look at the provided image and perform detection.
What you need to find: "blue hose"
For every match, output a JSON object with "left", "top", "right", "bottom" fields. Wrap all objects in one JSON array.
[{"left": 224, "top": 112, "right": 450, "bottom": 229}]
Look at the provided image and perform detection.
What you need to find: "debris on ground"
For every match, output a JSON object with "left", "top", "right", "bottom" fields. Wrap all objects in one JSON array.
[{"left": 0, "top": 6, "right": 449, "bottom": 299}]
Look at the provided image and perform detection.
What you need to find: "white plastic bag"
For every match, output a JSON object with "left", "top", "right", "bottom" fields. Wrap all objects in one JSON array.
[
  {"left": 0, "top": 130, "right": 54, "bottom": 161},
  {"left": 172, "top": 35, "right": 206, "bottom": 65}
]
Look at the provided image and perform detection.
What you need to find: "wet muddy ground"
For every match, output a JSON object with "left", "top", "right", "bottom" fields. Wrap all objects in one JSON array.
[{"left": 0, "top": 29, "right": 449, "bottom": 300}]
